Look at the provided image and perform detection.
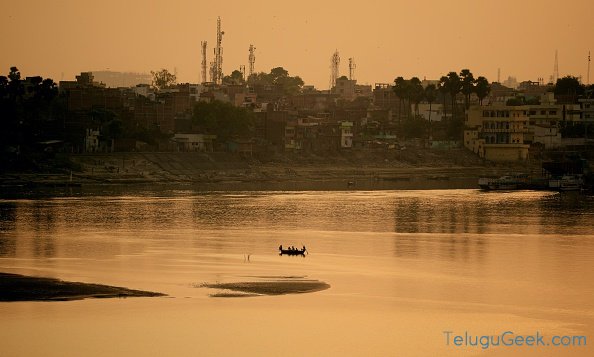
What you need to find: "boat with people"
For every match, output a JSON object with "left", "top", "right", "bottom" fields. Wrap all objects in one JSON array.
[{"left": 278, "top": 245, "right": 307, "bottom": 256}]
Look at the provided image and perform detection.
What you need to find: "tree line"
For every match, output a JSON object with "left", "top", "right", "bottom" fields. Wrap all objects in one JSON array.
[{"left": 393, "top": 69, "right": 490, "bottom": 121}]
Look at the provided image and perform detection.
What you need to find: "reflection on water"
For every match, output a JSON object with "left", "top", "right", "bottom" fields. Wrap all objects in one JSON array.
[{"left": 1, "top": 189, "right": 593, "bottom": 356}]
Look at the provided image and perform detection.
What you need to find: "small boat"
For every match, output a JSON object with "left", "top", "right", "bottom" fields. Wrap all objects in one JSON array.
[
  {"left": 478, "top": 174, "right": 529, "bottom": 190},
  {"left": 279, "top": 245, "right": 307, "bottom": 256},
  {"left": 550, "top": 175, "right": 583, "bottom": 191}
]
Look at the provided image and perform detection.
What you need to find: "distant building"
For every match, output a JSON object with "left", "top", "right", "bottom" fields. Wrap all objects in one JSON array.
[
  {"left": 580, "top": 98, "right": 594, "bottom": 122},
  {"left": 84, "top": 128, "right": 100, "bottom": 152},
  {"left": 502, "top": 76, "right": 518, "bottom": 89},
  {"left": 171, "top": 133, "right": 215, "bottom": 152},
  {"left": 373, "top": 83, "right": 400, "bottom": 111},
  {"left": 59, "top": 72, "right": 105, "bottom": 90},
  {"left": 90, "top": 71, "right": 151, "bottom": 88},
  {"left": 416, "top": 103, "right": 445, "bottom": 122},
  {"left": 465, "top": 105, "right": 530, "bottom": 161},
  {"left": 340, "top": 121, "right": 353, "bottom": 148}
]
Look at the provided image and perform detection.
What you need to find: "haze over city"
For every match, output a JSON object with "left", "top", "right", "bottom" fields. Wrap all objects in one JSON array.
[{"left": 2, "top": 0, "right": 593, "bottom": 88}]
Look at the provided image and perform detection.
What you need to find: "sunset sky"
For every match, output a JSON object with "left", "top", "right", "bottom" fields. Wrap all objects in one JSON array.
[{"left": 2, "top": 0, "right": 593, "bottom": 89}]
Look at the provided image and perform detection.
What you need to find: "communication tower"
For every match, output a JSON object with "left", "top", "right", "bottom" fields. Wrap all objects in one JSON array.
[
  {"left": 330, "top": 50, "right": 340, "bottom": 89},
  {"left": 553, "top": 50, "right": 559, "bottom": 84},
  {"left": 209, "top": 61, "right": 216, "bottom": 83},
  {"left": 586, "top": 51, "right": 590, "bottom": 85},
  {"left": 240, "top": 65, "right": 246, "bottom": 81},
  {"left": 201, "top": 41, "right": 208, "bottom": 84},
  {"left": 348, "top": 57, "right": 356, "bottom": 80},
  {"left": 248, "top": 45, "right": 256, "bottom": 78},
  {"left": 213, "top": 16, "right": 224, "bottom": 84}
]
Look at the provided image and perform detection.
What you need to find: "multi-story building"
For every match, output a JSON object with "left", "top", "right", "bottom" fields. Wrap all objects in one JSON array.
[
  {"left": 579, "top": 98, "right": 594, "bottom": 121},
  {"left": 340, "top": 121, "right": 353, "bottom": 148},
  {"left": 465, "top": 105, "right": 530, "bottom": 161}
]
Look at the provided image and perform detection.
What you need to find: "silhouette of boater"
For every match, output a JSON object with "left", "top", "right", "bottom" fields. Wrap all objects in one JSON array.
[{"left": 278, "top": 245, "right": 307, "bottom": 256}]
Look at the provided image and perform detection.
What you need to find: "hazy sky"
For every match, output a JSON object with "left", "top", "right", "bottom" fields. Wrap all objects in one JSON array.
[{"left": 2, "top": 0, "right": 593, "bottom": 89}]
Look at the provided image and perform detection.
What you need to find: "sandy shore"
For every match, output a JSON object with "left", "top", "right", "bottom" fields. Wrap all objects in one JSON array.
[{"left": 0, "top": 273, "right": 165, "bottom": 301}]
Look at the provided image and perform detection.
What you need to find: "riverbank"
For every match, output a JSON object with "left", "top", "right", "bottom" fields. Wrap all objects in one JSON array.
[
  {"left": 0, "top": 149, "right": 539, "bottom": 193},
  {"left": 0, "top": 273, "right": 165, "bottom": 301}
]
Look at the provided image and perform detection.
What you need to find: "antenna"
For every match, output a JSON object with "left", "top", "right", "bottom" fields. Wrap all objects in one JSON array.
[
  {"left": 348, "top": 57, "right": 356, "bottom": 80},
  {"left": 248, "top": 44, "right": 256, "bottom": 78},
  {"left": 201, "top": 41, "right": 208, "bottom": 84},
  {"left": 586, "top": 51, "right": 590, "bottom": 85},
  {"left": 330, "top": 50, "right": 340, "bottom": 89},
  {"left": 239, "top": 65, "right": 246, "bottom": 82},
  {"left": 553, "top": 49, "right": 559, "bottom": 84},
  {"left": 497, "top": 68, "right": 500, "bottom": 83},
  {"left": 213, "top": 16, "right": 224, "bottom": 84}
]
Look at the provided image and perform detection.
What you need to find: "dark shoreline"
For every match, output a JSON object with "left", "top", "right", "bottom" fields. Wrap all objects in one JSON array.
[{"left": 0, "top": 273, "right": 165, "bottom": 302}]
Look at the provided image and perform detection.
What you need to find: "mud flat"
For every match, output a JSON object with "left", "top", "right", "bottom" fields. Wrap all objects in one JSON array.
[
  {"left": 0, "top": 273, "right": 165, "bottom": 301},
  {"left": 202, "top": 277, "right": 330, "bottom": 297}
]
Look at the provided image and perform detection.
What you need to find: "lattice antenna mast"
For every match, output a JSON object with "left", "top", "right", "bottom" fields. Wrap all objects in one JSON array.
[
  {"left": 201, "top": 41, "right": 208, "bottom": 84},
  {"left": 348, "top": 57, "right": 356, "bottom": 80},
  {"left": 213, "top": 16, "right": 224, "bottom": 84},
  {"left": 330, "top": 50, "right": 340, "bottom": 89},
  {"left": 553, "top": 49, "right": 559, "bottom": 84},
  {"left": 586, "top": 51, "right": 590, "bottom": 85},
  {"left": 248, "top": 44, "right": 256, "bottom": 78},
  {"left": 209, "top": 61, "right": 216, "bottom": 83},
  {"left": 239, "top": 65, "right": 246, "bottom": 82}
]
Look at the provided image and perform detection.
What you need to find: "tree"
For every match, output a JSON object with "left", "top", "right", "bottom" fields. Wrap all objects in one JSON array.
[
  {"left": 222, "top": 70, "right": 245, "bottom": 85},
  {"left": 474, "top": 76, "right": 490, "bottom": 105},
  {"left": 192, "top": 100, "right": 254, "bottom": 142},
  {"left": 408, "top": 77, "right": 424, "bottom": 117},
  {"left": 554, "top": 76, "right": 584, "bottom": 100},
  {"left": 393, "top": 77, "right": 408, "bottom": 123},
  {"left": 7, "top": 66, "right": 24, "bottom": 100},
  {"left": 424, "top": 84, "right": 437, "bottom": 139},
  {"left": 247, "top": 67, "right": 304, "bottom": 95},
  {"left": 269, "top": 67, "right": 289, "bottom": 83},
  {"left": 459, "top": 69, "right": 475, "bottom": 109},
  {"left": 446, "top": 72, "right": 461, "bottom": 120},
  {"left": 150, "top": 69, "right": 176, "bottom": 90},
  {"left": 438, "top": 76, "right": 449, "bottom": 123}
]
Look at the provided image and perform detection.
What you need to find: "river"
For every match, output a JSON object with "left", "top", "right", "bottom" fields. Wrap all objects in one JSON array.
[{"left": 1, "top": 189, "right": 593, "bottom": 356}]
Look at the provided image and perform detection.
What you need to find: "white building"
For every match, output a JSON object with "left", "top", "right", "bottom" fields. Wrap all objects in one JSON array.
[
  {"left": 85, "top": 129, "right": 100, "bottom": 153},
  {"left": 172, "top": 134, "right": 215, "bottom": 152},
  {"left": 340, "top": 121, "right": 353, "bottom": 148}
]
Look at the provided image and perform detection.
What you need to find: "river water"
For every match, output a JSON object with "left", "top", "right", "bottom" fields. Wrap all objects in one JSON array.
[{"left": 0, "top": 189, "right": 593, "bottom": 356}]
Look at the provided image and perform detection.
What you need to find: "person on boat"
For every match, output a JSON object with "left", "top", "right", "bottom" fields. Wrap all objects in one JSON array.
[
  {"left": 279, "top": 245, "right": 282, "bottom": 251},
  {"left": 302, "top": 245, "right": 306, "bottom": 252}
]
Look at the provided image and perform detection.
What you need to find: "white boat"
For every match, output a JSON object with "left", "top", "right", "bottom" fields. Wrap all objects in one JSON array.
[
  {"left": 550, "top": 175, "right": 583, "bottom": 191},
  {"left": 478, "top": 174, "right": 529, "bottom": 190}
]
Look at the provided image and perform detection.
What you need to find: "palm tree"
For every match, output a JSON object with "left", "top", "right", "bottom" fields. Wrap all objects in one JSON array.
[
  {"left": 424, "top": 84, "right": 437, "bottom": 140},
  {"left": 438, "top": 76, "right": 449, "bottom": 123},
  {"left": 459, "top": 69, "right": 475, "bottom": 109},
  {"left": 393, "top": 77, "right": 407, "bottom": 123},
  {"left": 409, "top": 77, "right": 424, "bottom": 117},
  {"left": 474, "top": 76, "right": 491, "bottom": 105},
  {"left": 446, "top": 71, "right": 462, "bottom": 120}
]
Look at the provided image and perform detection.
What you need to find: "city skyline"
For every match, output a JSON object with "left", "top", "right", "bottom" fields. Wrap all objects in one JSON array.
[{"left": 1, "top": 0, "right": 593, "bottom": 88}]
